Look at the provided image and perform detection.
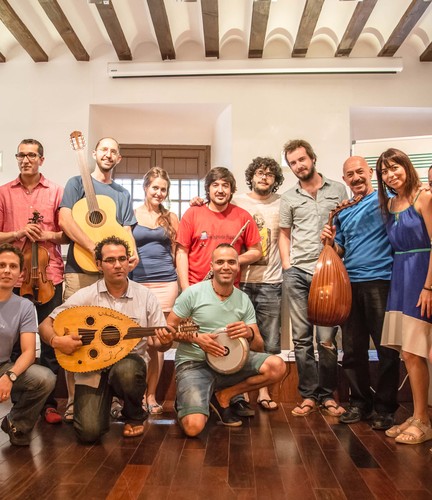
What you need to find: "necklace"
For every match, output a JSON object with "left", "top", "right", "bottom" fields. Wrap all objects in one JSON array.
[{"left": 211, "top": 280, "right": 233, "bottom": 299}]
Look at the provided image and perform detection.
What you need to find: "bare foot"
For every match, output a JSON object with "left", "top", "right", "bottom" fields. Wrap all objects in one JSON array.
[{"left": 123, "top": 423, "right": 144, "bottom": 437}]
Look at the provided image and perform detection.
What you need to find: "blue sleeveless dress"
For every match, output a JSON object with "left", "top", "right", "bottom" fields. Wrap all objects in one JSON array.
[{"left": 381, "top": 198, "right": 432, "bottom": 357}]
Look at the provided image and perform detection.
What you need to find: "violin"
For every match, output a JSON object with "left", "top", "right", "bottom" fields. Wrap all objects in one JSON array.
[{"left": 20, "top": 210, "right": 55, "bottom": 305}]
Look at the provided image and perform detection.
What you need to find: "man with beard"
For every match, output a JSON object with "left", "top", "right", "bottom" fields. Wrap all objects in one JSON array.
[
  {"left": 59, "top": 137, "right": 137, "bottom": 422},
  {"left": 320, "top": 156, "right": 400, "bottom": 430},
  {"left": 234, "top": 157, "right": 284, "bottom": 411},
  {"left": 279, "top": 139, "right": 347, "bottom": 417}
]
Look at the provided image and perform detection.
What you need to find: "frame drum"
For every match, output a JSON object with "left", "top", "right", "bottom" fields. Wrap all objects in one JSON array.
[{"left": 206, "top": 328, "right": 250, "bottom": 374}]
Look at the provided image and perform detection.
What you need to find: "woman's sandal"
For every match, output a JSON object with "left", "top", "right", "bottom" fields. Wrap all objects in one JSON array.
[
  {"left": 63, "top": 402, "right": 74, "bottom": 424},
  {"left": 148, "top": 403, "right": 163, "bottom": 415},
  {"left": 385, "top": 416, "right": 414, "bottom": 438},
  {"left": 123, "top": 423, "right": 144, "bottom": 438},
  {"left": 394, "top": 418, "right": 432, "bottom": 445}
]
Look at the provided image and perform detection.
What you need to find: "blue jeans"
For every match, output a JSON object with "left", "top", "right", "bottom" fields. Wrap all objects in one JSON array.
[
  {"left": 342, "top": 281, "right": 400, "bottom": 413},
  {"left": 282, "top": 266, "right": 338, "bottom": 402},
  {"left": 73, "top": 354, "right": 147, "bottom": 443},
  {"left": 1, "top": 362, "right": 56, "bottom": 435},
  {"left": 240, "top": 282, "right": 282, "bottom": 354}
]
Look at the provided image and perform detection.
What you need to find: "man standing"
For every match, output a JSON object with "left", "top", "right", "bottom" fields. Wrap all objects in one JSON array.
[
  {"left": 279, "top": 139, "right": 347, "bottom": 417},
  {"left": 40, "top": 236, "right": 173, "bottom": 443},
  {"left": 167, "top": 244, "right": 286, "bottom": 436},
  {"left": 0, "top": 244, "right": 56, "bottom": 446},
  {"left": 321, "top": 156, "right": 400, "bottom": 429},
  {"left": 234, "top": 157, "right": 284, "bottom": 410},
  {"left": 0, "top": 139, "right": 66, "bottom": 424},
  {"left": 59, "top": 137, "right": 138, "bottom": 422}
]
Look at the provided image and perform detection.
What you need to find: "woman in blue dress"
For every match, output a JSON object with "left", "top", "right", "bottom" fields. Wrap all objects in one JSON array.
[{"left": 376, "top": 148, "right": 432, "bottom": 445}]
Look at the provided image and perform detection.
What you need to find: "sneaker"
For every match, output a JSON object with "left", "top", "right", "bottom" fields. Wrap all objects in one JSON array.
[
  {"left": 371, "top": 412, "right": 395, "bottom": 431},
  {"left": 1, "top": 415, "right": 31, "bottom": 446},
  {"left": 339, "top": 406, "right": 373, "bottom": 424},
  {"left": 230, "top": 399, "right": 255, "bottom": 417},
  {"left": 210, "top": 395, "right": 242, "bottom": 427},
  {"left": 44, "top": 407, "right": 62, "bottom": 425}
]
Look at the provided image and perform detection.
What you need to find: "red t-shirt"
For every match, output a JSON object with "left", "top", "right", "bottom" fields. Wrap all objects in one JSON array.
[{"left": 176, "top": 203, "right": 261, "bottom": 285}]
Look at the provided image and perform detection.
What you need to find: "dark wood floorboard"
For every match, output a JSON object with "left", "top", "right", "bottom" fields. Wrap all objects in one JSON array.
[{"left": 0, "top": 400, "right": 431, "bottom": 499}]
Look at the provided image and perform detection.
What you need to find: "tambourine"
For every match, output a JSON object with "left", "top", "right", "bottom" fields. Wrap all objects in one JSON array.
[{"left": 206, "top": 328, "right": 249, "bottom": 374}]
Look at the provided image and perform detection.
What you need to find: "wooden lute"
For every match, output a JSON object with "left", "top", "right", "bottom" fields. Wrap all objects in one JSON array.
[
  {"left": 69, "top": 131, "right": 135, "bottom": 273},
  {"left": 53, "top": 306, "right": 198, "bottom": 373},
  {"left": 308, "top": 196, "right": 363, "bottom": 327}
]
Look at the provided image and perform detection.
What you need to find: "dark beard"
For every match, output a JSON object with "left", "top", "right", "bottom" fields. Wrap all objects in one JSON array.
[
  {"left": 297, "top": 164, "right": 316, "bottom": 182},
  {"left": 252, "top": 180, "right": 273, "bottom": 196}
]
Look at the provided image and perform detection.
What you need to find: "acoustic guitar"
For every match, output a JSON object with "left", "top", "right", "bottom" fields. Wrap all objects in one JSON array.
[
  {"left": 69, "top": 131, "right": 135, "bottom": 273},
  {"left": 53, "top": 306, "right": 198, "bottom": 373}
]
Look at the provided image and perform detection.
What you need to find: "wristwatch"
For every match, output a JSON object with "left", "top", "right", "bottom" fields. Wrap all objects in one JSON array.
[{"left": 5, "top": 370, "right": 17, "bottom": 383}]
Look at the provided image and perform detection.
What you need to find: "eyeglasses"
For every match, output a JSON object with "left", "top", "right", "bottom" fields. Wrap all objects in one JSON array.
[
  {"left": 97, "top": 148, "right": 119, "bottom": 157},
  {"left": 429, "top": 181, "right": 432, "bottom": 188},
  {"left": 15, "top": 152, "right": 40, "bottom": 161},
  {"left": 255, "top": 170, "right": 275, "bottom": 179},
  {"left": 101, "top": 256, "right": 129, "bottom": 265}
]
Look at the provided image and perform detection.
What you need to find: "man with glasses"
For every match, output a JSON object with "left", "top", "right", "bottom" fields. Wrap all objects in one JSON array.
[
  {"left": 59, "top": 136, "right": 138, "bottom": 422},
  {"left": 233, "top": 157, "right": 284, "bottom": 411},
  {"left": 0, "top": 139, "right": 67, "bottom": 425},
  {"left": 40, "top": 236, "right": 172, "bottom": 443}
]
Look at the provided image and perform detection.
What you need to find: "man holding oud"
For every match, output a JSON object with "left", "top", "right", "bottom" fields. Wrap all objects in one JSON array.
[
  {"left": 0, "top": 139, "right": 67, "bottom": 424},
  {"left": 167, "top": 244, "right": 286, "bottom": 436},
  {"left": 40, "top": 236, "right": 173, "bottom": 443},
  {"left": 59, "top": 136, "right": 137, "bottom": 422}
]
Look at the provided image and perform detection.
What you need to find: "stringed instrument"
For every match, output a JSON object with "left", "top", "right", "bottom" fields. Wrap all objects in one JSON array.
[
  {"left": 20, "top": 211, "right": 55, "bottom": 305},
  {"left": 53, "top": 306, "right": 198, "bottom": 373},
  {"left": 308, "top": 196, "right": 363, "bottom": 327},
  {"left": 69, "top": 131, "right": 135, "bottom": 273}
]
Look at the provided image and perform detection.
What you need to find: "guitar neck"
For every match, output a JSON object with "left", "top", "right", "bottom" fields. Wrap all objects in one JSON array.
[{"left": 76, "top": 148, "right": 99, "bottom": 213}]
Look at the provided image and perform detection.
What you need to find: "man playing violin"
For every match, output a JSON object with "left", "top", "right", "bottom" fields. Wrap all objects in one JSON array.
[
  {"left": 39, "top": 236, "right": 174, "bottom": 444},
  {"left": 166, "top": 244, "right": 286, "bottom": 436},
  {"left": 0, "top": 139, "right": 68, "bottom": 424}
]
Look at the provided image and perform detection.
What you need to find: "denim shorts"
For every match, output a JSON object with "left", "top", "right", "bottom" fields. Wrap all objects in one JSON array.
[{"left": 175, "top": 352, "right": 269, "bottom": 419}]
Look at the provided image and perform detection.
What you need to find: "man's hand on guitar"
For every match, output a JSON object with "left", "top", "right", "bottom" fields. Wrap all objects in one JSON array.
[
  {"left": 51, "top": 334, "right": 83, "bottom": 355},
  {"left": 196, "top": 333, "right": 226, "bottom": 356}
]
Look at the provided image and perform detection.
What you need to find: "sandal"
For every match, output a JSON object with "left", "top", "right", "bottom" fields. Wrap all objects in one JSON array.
[
  {"left": 148, "top": 403, "right": 163, "bottom": 415},
  {"left": 394, "top": 418, "right": 432, "bottom": 445},
  {"left": 63, "top": 402, "right": 74, "bottom": 424},
  {"left": 123, "top": 423, "right": 144, "bottom": 438},
  {"left": 291, "top": 400, "right": 318, "bottom": 417},
  {"left": 320, "top": 399, "right": 346, "bottom": 417},
  {"left": 257, "top": 399, "right": 278, "bottom": 411},
  {"left": 385, "top": 416, "right": 414, "bottom": 438}
]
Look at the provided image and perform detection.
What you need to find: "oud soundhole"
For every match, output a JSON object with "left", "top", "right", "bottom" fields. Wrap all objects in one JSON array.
[
  {"left": 89, "top": 349, "right": 98, "bottom": 359},
  {"left": 86, "top": 316, "right": 95, "bottom": 326},
  {"left": 87, "top": 210, "right": 104, "bottom": 227},
  {"left": 101, "top": 326, "right": 121, "bottom": 347}
]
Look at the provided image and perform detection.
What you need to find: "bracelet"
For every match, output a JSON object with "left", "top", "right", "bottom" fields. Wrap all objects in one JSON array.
[
  {"left": 423, "top": 286, "right": 432, "bottom": 292},
  {"left": 247, "top": 326, "right": 255, "bottom": 343}
]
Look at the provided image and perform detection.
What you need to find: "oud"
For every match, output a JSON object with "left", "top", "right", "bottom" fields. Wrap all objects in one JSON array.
[
  {"left": 69, "top": 131, "right": 135, "bottom": 273},
  {"left": 53, "top": 306, "right": 198, "bottom": 373}
]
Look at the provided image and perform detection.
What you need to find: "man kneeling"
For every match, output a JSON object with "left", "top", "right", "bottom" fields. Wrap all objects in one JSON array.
[
  {"left": 40, "top": 236, "right": 173, "bottom": 444},
  {"left": 168, "top": 244, "right": 286, "bottom": 437}
]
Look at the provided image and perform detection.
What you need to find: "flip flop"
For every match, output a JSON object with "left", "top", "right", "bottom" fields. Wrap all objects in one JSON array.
[
  {"left": 123, "top": 423, "right": 144, "bottom": 438},
  {"left": 257, "top": 399, "right": 278, "bottom": 411},
  {"left": 394, "top": 419, "right": 432, "bottom": 445},
  {"left": 291, "top": 401, "right": 318, "bottom": 417},
  {"left": 320, "top": 400, "right": 345, "bottom": 417}
]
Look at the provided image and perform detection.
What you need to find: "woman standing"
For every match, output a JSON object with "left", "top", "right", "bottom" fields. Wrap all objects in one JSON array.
[
  {"left": 130, "top": 167, "right": 179, "bottom": 414},
  {"left": 376, "top": 148, "right": 432, "bottom": 444}
]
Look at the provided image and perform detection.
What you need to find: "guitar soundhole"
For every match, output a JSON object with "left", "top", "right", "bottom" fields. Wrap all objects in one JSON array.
[
  {"left": 86, "top": 316, "right": 95, "bottom": 326},
  {"left": 101, "top": 326, "right": 121, "bottom": 347},
  {"left": 87, "top": 210, "right": 104, "bottom": 226},
  {"left": 89, "top": 349, "right": 98, "bottom": 359}
]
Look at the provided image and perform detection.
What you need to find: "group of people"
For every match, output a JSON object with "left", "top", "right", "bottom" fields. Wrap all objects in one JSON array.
[{"left": 0, "top": 136, "right": 430, "bottom": 449}]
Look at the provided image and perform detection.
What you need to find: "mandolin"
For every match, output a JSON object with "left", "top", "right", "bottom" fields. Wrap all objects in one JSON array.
[
  {"left": 53, "top": 306, "right": 198, "bottom": 373},
  {"left": 69, "top": 131, "right": 135, "bottom": 273}
]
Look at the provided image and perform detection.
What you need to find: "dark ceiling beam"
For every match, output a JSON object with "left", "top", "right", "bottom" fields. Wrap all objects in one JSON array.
[
  {"left": 0, "top": 0, "right": 48, "bottom": 62},
  {"left": 248, "top": 0, "right": 271, "bottom": 58},
  {"left": 38, "top": 0, "right": 89, "bottom": 61},
  {"left": 201, "top": 0, "right": 218, "bottom": 58},
  {"left": 0, "top": 51, "right": 5, "bottom": 62},
  {"left": 378, "top": 0, "right": 432, "bottom": 57},
  {"left": 292, "top": 0, "right": 325, "bottom": 58},
  {"left": 336, "top": 0, "right": 378, "bottom": 57},
  {"left": 147, "top": 0, "right": 175, "bottom": 60},
  {"left": 420, "top": 40, "right": 432, "bottom": 61},
  {"left": 95, "top": 0, "right": 131, "bottom": 60}
]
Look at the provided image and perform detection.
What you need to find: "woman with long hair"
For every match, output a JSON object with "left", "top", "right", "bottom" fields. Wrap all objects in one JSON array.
[
  {"left": 376, "top": 148, "right": 432, "bottom": 444},
  {"left": 130, "top": 167, "right": 179, "bottom": 414}
]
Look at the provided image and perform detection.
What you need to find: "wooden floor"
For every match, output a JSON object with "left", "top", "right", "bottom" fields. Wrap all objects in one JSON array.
[{"left": 0, "top": 398, "right": 431, "bottom": 500}]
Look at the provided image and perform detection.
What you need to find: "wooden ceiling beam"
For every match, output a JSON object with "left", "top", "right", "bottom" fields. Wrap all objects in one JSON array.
[
  {"left": 378, "top": 0, "right": 432, "bottom": 57},
  {"left": 420, "top": 40, "right": 432, "bottom": 61},
  {"left": 292, "top": 0, "right": 325, "bottom": 58},
  {"left": 38, "top": 0, "right": 89, "bottom": 61},
  {"left": 248, "top": 0, "right": 271, "bottom": 59},
  {"left": 0, "top": 51, "right": 5, "bottom": 62},
  {"left": 147, "top": 0, "right": 175, "bottom": 60},
  {"left": 201, "top": 0, "right": 218, "bottom": 58},
  {"left": 95, "top": 1, "right": 131, "bottom": 61},
  {"left": 336, "top": 0, "right": 378, "bottom": 57},
  {"left": 0, "top": 0, "right": 48, "bottom": 62}
]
